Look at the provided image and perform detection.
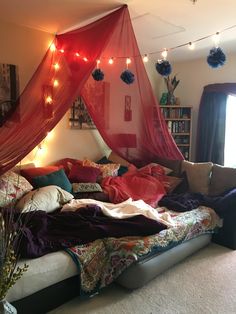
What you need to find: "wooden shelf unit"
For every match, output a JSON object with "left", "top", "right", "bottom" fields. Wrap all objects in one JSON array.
[{"left": 160, "top": 105, "right": 192, "bottom": 160}]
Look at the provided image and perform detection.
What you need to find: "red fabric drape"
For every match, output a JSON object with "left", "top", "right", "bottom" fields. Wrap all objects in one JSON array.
[{"left": 0, "top": 5, "right": 182, "bottom": 175}]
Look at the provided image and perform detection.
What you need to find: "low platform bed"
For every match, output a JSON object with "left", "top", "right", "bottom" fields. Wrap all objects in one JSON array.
[
  {"left": 3, "top": 157, "right": 236, "bottom": 313},
  {"left": 12, "top": 234, "right": 211, "bottom": 314}
]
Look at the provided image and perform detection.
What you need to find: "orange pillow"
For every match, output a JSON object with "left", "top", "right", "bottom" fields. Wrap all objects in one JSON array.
[{"left": 20, "top": 166, "right": 63, "bottom": 184}]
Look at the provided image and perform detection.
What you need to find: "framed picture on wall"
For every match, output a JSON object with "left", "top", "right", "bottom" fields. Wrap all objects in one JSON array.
[
  {"left": 69, "top": 81, "right": 110, "bottom": 130},
  {"left": 69, "top": 96, "right": 96, "bottom": 129},
  {"left": 0, "top": 63, "right": 19, "bottom": 126}
]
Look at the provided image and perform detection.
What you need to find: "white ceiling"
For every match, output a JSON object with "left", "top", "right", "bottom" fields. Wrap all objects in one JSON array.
[{"left": 1, "top": 0, "right": 236, "bottom": 61}]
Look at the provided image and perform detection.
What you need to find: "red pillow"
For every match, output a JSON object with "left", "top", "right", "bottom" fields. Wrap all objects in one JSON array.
[
  {"left": 52, "top": 158, "right": 82, "bottom": 175},
  {"left": 68, "top": 165, "right": 101, "bottom": 183},
  {"left": 20, "top": 166, "right": 63, "bottom": 184}
]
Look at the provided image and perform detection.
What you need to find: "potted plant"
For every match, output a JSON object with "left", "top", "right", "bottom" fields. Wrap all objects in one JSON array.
[
  {"left": 0, "top": 210, "right": 28, "bottom": 314},
  {"left": 164, "top": 75, "right": 180, "bottom": 105}
]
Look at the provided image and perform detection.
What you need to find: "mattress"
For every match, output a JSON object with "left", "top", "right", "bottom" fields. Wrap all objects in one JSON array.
[{"left": 7, "top": 251, "right": 78, "bottom": 302}]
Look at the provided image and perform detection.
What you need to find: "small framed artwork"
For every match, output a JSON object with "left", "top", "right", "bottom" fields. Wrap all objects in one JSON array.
[
  {"left": 69, "top": 96, "right": 96, "bottom": 129},
  {"left": 0, "top": 63, "right": 19, "bottom": 126}
]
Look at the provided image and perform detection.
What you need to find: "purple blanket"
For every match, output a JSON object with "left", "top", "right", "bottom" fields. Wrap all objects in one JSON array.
[
  {"left": 18, "top": 205, "right": 167, "bottom": 258},
  {"left": 159, "top": 188, "right": 236, "bottom": 217}
]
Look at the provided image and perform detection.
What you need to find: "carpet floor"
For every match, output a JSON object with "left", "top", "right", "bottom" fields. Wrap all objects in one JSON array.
[{"left": 48, "top": 243, "right": 236, "bottom": 314}]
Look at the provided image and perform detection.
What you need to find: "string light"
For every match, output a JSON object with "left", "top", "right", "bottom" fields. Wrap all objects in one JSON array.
[
  {"left": 188, "top": 42, "right": 195, "bottom": 50},
  {"left": 54, "top": 63, "right": 60, "bottom": 70},
  {"left": 50, "top": 43, "right": 56, "bottom": 52},
  {"left": 126, "top": 58, "right": 131, "bottom": 65},
  {"left": 45, "top": 96, "right": 52, "bottom": 104},
  {"left": 83, "top": 57, "right": 88, "bottom": 62},
  {"left": 75, "top": 52, "right": 80, "bottom": 57},
  {"left": 212, "top": 32, "right": 220, "bottom": 47},
  {"left": 108, "top": 57, "right": 114, "bottom": 64},
  {"left": 143, "top": 54, "right": 149, "bottom": 63},
  {"left": 59, "top": 49, "right": 64, "bottom": 53},
  {"left": 53, "top": 79, "right": 59, "bottom": 87},
  {"left": 161, "top": 49, "right": 168, "bottom": 60}
]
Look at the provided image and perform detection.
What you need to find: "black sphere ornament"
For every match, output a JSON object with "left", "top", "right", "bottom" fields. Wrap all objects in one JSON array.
[
  {"left": 120, "top": 70, "right": 135, "bottom": 84},
  {"left": 92, "top": 68, "right": 104, "bottom": 81},
  {"left": 207, "top": 47, "right": 226, "bottom": 68},
  {"left": 155, "top": 60, "right": 172, "bottom": 76}
]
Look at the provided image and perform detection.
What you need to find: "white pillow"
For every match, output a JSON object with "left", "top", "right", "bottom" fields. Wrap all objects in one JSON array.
[{"left": 15, "top": 185, "right": 74, "bottom": 213}]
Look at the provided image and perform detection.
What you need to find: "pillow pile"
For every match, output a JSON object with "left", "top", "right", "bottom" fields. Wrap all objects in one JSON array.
[
  {"left": 0, "top": 170, "right": 33, "bottom": 207},
  {"left": 16, "top": 185, "right": 74, "bottom": 213}
]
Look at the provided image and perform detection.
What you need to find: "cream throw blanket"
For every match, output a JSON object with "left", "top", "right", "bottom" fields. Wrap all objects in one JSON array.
[{"left": 61, "top": 198, "right": 175, "bottom": 228}]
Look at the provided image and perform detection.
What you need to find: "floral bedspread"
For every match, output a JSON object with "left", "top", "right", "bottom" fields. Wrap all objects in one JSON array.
[{"left": 66, "top": 206, "right": 221, "bottom": 295}]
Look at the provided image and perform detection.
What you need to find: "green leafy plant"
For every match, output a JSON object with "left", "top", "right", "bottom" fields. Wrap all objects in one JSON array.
[
  {"left": 0, "top": 211, "right": 28, "bottom": 300},
  {"left": 164, "top": 75, "right": 180, "bottom": 95}
]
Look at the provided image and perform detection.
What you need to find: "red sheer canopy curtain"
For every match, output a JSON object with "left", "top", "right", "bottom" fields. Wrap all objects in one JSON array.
[{"left": 0, "top": 5, "right": 182, "bottom": 176}]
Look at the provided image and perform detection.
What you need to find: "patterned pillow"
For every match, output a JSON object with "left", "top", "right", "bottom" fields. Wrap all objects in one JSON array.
[
  {"left": 83, "top": 159, "right": 120, "bottom": 178},
  {"left": 0, "top": 170, "right": 33, "bottom": 207},
  {"left": 72, "top": 183, "right": 103, "bottom": 193}
]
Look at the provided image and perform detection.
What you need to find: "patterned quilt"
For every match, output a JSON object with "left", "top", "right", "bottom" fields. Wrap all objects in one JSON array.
[{"left": 66, "top": 206, "right": 221, "bottom": 295}]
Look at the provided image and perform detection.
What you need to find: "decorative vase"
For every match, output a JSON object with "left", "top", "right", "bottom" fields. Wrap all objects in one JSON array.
[
  {"left": 167, "top": 92, "right": 176, "bottom": 105},
  {"left": 0, "top": 299, "right": 17, "bottom": 314}
]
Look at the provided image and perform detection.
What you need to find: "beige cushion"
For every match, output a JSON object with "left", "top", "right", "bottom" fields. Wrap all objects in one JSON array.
[
  {"left": 209, "top": 164, "right": 236, "bottom": 196},
  {"left": 16, "top": 185, "right": 74, "bottom": 213},
  {"left": 181, "top": 161, "right": 213, "bottom": 195}
]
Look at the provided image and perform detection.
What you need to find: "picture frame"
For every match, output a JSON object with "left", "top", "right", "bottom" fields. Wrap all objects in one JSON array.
[{"left": 0, "top": 63, "right": 19, "bottom": 126}]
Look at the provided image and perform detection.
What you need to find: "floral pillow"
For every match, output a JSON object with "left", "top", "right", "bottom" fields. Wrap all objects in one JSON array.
[
  {"left": 83, "top": 159, "right": 120, "bottom": 179},
  {"left": 0, "top": 170, "right": 33, "bottom": 207},
  {"left": 72, "top": 183, "right": 103, "bottom": 193}
]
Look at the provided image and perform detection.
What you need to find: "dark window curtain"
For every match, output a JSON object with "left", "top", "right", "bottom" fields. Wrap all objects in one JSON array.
[{"left": 196, "top": 83, "right": 236, "bottom": 165}]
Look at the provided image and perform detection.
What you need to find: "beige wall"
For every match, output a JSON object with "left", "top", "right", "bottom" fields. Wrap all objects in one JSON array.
[
  {"left": 0, "top": 20, "right": 109, "bottom": 166},
  {"left": 154, "top": 53, "right": 236, "bottom": 161}
]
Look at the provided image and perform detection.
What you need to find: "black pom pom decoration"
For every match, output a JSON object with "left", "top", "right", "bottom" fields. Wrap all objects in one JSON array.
[
  {"left": 207, "top": 47, "right": 226, "bottom": 68},
  {"left": 120, "top": 70, "right": 135, "bottom": 84},
  {"left": 92, "top": 68, "right": 104, "bottom": 81},
  {"left": 155, "top": 60, "right": 172, "bottom": 76}
]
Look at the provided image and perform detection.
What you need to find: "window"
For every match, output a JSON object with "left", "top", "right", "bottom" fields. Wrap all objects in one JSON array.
[{"left": 224, "top": 95, "right": 236, "bottom": 167}]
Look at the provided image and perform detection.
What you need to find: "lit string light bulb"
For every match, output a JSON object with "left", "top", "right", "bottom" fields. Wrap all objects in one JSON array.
[
  {"left": 188, "top": 42, "right": 195, "bottom": 50},
  {"left": 161, "top": 49, "right": 168, "bottom": 60},
  {"left": 83, "top": 57, "right": 88, "bottom": 62},
  {"left": 212, "top": 32, "right": 220, "bottom": 47},
  {"left": 75, "top": 52, "right": 80, "bottom": 57},
  {"left": 59, "top": 49, "right": 64, "bottom": 53},
  {"left": 50, "top": 43, "right": 56, "bottom": 52},
  {"left": 108, "top": 57, "right": 114, "bottom": 64},
  {"left": 54, "top": 63, "right": 60, "bottom": 70},
  {"left": 143, "top": 54, "right": 149, "bottom": 63},
  {"left": 96, "top": 59, "right": 101, "bottom": 68},
  {"left": 45, "top": 96, "right": 52, "bottom": 104},
  {"left": 126, "top": 58, "right": 131, "bottom": 68},
  {"left": 53, "top": 79, "right": 59, "bottom": 87}
]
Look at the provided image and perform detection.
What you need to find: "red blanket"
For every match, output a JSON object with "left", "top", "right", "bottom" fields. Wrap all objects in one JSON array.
[{"left": 101, "top": 166, "right": 166, "bottom": 207}]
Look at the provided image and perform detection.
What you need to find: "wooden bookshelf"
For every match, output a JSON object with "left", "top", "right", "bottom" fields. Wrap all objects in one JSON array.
[{"left": 160, "top": 105, "right": 192, "bottom": 160}]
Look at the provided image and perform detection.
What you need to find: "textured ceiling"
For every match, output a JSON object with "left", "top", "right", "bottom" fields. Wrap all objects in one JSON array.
[{"left": 1, "top": 0, "right": 236, "bottom": 61}]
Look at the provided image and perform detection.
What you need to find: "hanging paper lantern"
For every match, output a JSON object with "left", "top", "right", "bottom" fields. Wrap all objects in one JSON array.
[
  {"left": 92, "top": 68, "right": 104, "bottom": 81},
  {"left": 155, "top": 60, "right": 172, "bottom": 76},
  {"left": 207, "top": 47, "right": 226, "bottom": 68},
  {"left": 120, "top": 70, "right": 135, "bottom": 84}
]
